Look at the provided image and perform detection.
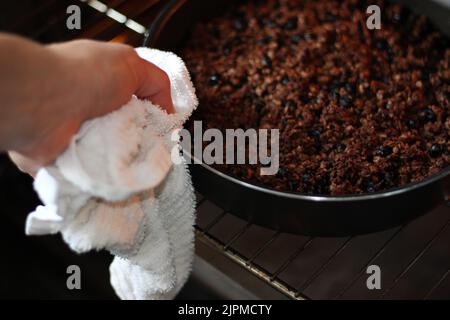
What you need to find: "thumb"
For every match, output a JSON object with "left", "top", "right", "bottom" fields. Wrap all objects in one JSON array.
[{"left": 132, "top": 57, "right": 175, "bottom": 114}]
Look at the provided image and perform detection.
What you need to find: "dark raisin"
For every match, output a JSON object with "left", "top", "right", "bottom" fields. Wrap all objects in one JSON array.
[
  {"left": 308, "top": 129, "right": 321, "bottom": 139},
  {"left": 300, "top": 94, "right": 309, "bottom": 103},
  {"left": 383, "top": 171, "right": 396, "bottom": 184},
  {"left": 223, "top": 41, "right": 233, "bottom": 54},
  {"left": 393, "top": 7, "right": 409, "bottom": 25},
  {"left": 260, "top": 88, "right": 269, "bottom": 97},
  {"left": 315, "top": 141, "right": 322, "bottom": 151},
  {"left": 429, "top": 144, "right": 442, "bottom": 158},
  {"left": 234, "top": 19, "right": 248, "bottom": 31},
  {"left": 344, "top": 83, "right": 356, "bottom": 95},
  {"left": 329, "top": 83, "right": 340, "bottom": 99},
  {"left": 276, "top": 167, "right": 288, "bottom": 179},
  {"left": 420, "top": 109, "right": 437, "bottom": 123},
  {"left": 386, "top": 46, "right": 395, "bottom": 63},
  {"left": 423, "top": 65, "right": 437, "bottom": 75},
  {"left": 283, "top": 17, "right": 298, "bottom": 30},
  {"left": 336, "top": 143, "right": 347, "bottom": 151},
  {"left": 302, "top": 173, "right": 311, "bottom": 182},
  {"left": 208, "top": 73, "right": 220, "bottom": 86},
  {"left": 375, "top": 146, "right": 393, "bottom": 157},
  {"left": 231, "top": 9, "right": 245, "bottom": 18},
  {"left": 357, "top": 22, "right": 365, "bottom": 42},
  {"left": 281, "top": 75, "right": 290, "bottom": 84},
  {"left": 258, "top": 17, "right": 278, "bottom": 28},
  {"left": 324, "top": 13, "right": 337, "bottom": 22},
  {"left": 291, "top": 34, "right": 303, "bottom": 43},
  {"left": 262, "top": 55, "right": 272, "bottom": 68},
  {"left": 211, "top": 27, "right": 221, "bottom": 39},
  {"left": 326, "top": 30, "right": 337, "bottom": 45},
  {"left": 420, "top": 69, "right": 431, "bottom": 81},
  {"left": 313, "top": 109, "right": 322, "bottom": 117},
  {"left": 364, "top": 181, "right": 376, "bottom": 193},
  {"left": 288, "top": 179, "right": 299, "bottom": 191},
  {"left": 304, "top": 32, "right": 316, "bottom": 40},
  {"left": 285, "top": 99, "right": 297, "bottom": 110},
  {"left": 243, "top": 91, "right": 254, "bottom": 100},
  {"left": 232, "top": 76, "right": 247, "bottom": 89},
  {"left": 339, "top": 95, "right": 352, "bottom": 107},
  {"left": 256, "top": 17, "right": 266, "bottom": 28},
  {"left": 420, "top": 19, "right": 435, "bottom": 37},
  {"left": 257, "top": 35, "right": 272, "bottom": 45},
  {"left": 406, "top": 119, "right": 416, "bottom": 129},
  {"left": 254, "top": 100, "right": 264, "bottom": 113},
  {"left": 231, "top": 35, "right": 242, "bottom": 46},
  {"left": 276, "top": 36, "right": 286, "bottom": 47},
  {"left": 315, "top": 175, "right": 330, "bottom": 194},
  {"left": 374, "top": 38, "right": 390, "bottom": 52}
]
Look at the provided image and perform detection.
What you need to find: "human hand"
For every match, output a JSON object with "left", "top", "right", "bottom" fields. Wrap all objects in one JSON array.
[{"left": 4, "top": 38, "right": 174, "bottom": 176}]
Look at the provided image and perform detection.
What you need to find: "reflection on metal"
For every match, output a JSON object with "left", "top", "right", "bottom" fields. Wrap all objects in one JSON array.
[{"left": 80, "top": 0, "right": 146, "bottom": 34}]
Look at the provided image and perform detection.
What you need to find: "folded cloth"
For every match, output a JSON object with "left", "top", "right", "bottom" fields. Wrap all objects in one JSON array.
[{"left": 25, "top": 47, "right": 198, "bottom": 300}]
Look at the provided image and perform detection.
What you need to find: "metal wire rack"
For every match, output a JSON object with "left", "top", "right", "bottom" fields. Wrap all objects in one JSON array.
[
  {"left": 195, "top": 196, "right": 307, "bottom": 300},
  {"left": 194, "top": 194, "right": 450, "bottom": 300}
]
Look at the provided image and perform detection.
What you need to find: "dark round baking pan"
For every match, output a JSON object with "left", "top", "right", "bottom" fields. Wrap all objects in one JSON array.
[{"left": 144, "top": 0, "right": 450, "bottom": 236}]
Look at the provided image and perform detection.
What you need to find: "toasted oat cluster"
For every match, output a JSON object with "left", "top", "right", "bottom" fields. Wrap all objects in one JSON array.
[{"left": 182, "top": 0, "right": 449, "bottom": 195}]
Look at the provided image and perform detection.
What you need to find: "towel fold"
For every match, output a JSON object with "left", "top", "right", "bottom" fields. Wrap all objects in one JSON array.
[{"left": 25, "top": 47, "right": 198, "bottom": 300}]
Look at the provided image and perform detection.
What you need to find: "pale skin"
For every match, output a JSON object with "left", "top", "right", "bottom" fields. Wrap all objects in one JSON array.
[{"left": 0, "top": 33, "right": 174, "bottom": 176}]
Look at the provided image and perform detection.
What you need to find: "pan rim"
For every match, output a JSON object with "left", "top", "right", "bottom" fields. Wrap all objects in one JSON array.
[{"left": 187, "top": 151, "right": 449, "bottom": 202}]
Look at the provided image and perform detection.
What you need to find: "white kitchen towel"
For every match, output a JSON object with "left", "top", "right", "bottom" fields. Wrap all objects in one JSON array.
[{"left": 25, "top": 47, "right": 198, "bottom": 300}]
